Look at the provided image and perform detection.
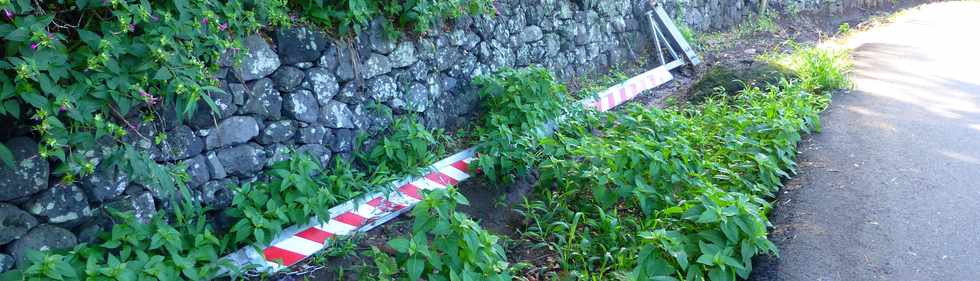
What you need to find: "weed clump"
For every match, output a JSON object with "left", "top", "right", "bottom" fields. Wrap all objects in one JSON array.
[
  {"left": 293, "top": 0, "right": 495, "bottom": 36},
  {"left": 356, "top": 116, "right": 443, "bottom": 178},
  {"left": 519, "top": 81, "right": 828, "bottom": 280},
  {"left": 472, "top": 67, "right": 570, "bottom": 185},
  {"left": 367, "top": 188, "right": 511, "bottom": 281},
  {"left": 762, "top": 43, "right": 853, "bottom": 94},
  {"left": 691, "top": 44, "right": 850, "bottom": 104},
  {"left": 499, "top": 45, "right": 846, "bottom": 279}
]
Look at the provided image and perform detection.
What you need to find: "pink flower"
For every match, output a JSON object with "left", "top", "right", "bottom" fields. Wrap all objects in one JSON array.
[
  {"left": 30, "top": 43, "right": 38, "bottom": 50},
  {"left": 129, "top": 24, "right": 135, "bottom": 32},
  {"left": 219, "top": 23, "right": 228, "bottom": 31},
  {"left": 201, "top": 18, "right": 208, "bottom": 25},
  {"left": 139, "top": 90, "right": 159, "bottom": 106},
  {"left": 3, "top": 9, "right": 12, "bottom": 20},
  {"left": 59, "top": 105, "right": 66, "bottom": 112}
]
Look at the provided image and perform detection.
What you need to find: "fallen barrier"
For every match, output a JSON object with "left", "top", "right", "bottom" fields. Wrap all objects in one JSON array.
[{"left": 222, "top": 65, "right": 674, "bottom": 274}]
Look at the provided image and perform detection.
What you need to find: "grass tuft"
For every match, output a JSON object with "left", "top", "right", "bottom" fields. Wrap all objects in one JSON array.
[{"left": 762, "top": 43, "right": 853, "bottom": 94}]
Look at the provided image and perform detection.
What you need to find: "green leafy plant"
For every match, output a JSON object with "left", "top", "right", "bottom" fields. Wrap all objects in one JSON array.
[
  {"left": 10, "top": 147, "right": 394, "bottom": 280},
  {"left": 761, "top": 42, "right": 852, "bottom": 94},
  {"left": 632, "top": 187, "right": 777, "bottom": 281},
  {"left": 472, "top": 67, "right": 569, "bottom": 185},
  {"left": 6, "top": 185, "right": 233, "bottom": 280},
  {"left": 2, "top": 0, "right": 493, "bottom": 277},
  {"left": 226, "top": 152, "right": 370, "bottom": 246},
  {"left": 11, "top": 88, "right": 457, "bottom": 280},
  {"left": 291, "top": 0, "right": 494, "bottom": 36},
  {"left": 677, "top": 22, "right": 699, "bottom": 49},
  {"left": 838, "top": 22, "right": 851, "bottom": 35},
  {"left": 357, "top": 116, "right": 442, "bottom": 178},
  {"left": 375, "top": 187, "right": 511, "bottom": 281},
  {"left": 0, "top": 0, "right": 284, "bottom": 177},
  {"left": 517, "top": 76, "right": 833, "bottom": 280},
  {"left": 735, "top": 11, "right": 779, "bottom": 38}
]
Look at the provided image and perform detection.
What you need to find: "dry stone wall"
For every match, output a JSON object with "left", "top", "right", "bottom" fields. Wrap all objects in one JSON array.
[
  {"left": 665, "top": 0, "right": 897, "bottom": 31},
  {"left": 0, "top": 0, "right": 872, "bottom": 271}
]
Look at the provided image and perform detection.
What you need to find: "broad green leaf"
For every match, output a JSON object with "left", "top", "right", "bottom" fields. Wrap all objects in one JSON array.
[
  {"left": 153, "top": 68, "right": 173, "bottom": 81},
  {"left": 4, "top": 27, "right": 28, "bottom": 42},
  {"left": 0, "top": 143, "right": 13, "bottom": 168},
  {"left": 406, "top": 257, "right": 425, "bottom": 281},
  {"left": 387, "top": 238, "right": 410, "bottom": 253},
  {"left": 19, "top": 92, "right": 47, "bottom": 109}
]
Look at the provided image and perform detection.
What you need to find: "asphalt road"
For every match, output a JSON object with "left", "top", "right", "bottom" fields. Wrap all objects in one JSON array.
[{"left": 750, "top": 2, "right": 980, "bottom": 280}]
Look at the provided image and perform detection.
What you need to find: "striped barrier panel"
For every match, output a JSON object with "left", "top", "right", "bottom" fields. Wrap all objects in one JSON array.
[
  {"left": 222, "top": 64, "right": 675, "bottom": 274},
  {"left": 584, "top": 65, "right": 674, "bottom": 111},
  {"left": 222, "top": 148, "right": 478, "bottom": 273}
]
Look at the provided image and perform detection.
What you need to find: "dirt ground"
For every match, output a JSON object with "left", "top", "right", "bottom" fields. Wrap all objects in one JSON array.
[{"left": 259, "top": 2, "right": 932, "bottom": 280}]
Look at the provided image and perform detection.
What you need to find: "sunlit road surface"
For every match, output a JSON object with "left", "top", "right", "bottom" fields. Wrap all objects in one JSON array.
[{"left": 751, "top": 2, "right": 980, "bottom": 280}]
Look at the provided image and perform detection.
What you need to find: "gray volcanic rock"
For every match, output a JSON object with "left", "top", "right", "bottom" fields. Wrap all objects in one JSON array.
[
  {"left": 285, "top": 90, "right": 320, "bottom": 123},
  {"left": 8, "top": 224, "right": 77, "bottom": 267},
  {"left": 0, "top": 137, "right": 49, "bottom": 201},
  {"left": 236, "top": 35, "right": 281, "bottom": 81},
  {"left": 0, "top": 203, "right": 38, "bottom": 245},
  {"left": 243, "top": 78, "right": 283, "bottom": 119},
  {"left": 158, "top": 125, "right": 204, "bottom": 161},
  {"left": 81, "top": 163, "right": 129, "bottom": 202},
  {"left": 306, "top": 67, "right": 339, "bottom": 106},
  {"left": 216, "top": 144, "right": 267, "bottom": 176},
  {"left": 258, "top": 120, "right": 297, "bottom": 145},
  {"left": 104, "top": 192, "right": 156, "bottom": 224},
  {"left": 276, "top": 27, "right": 328, "bottom": 64},
  {"left": 205, "top": 116, "right": 260, "bottom": 150},
  {"left": 321, "top": 101, "right": 355, "bottom": 129},
  {"left": 272, "top": 66, "right": 306, "bottom": 92},
  {"left": 26, "top": 184, "right": 93, "bottom": 227}
]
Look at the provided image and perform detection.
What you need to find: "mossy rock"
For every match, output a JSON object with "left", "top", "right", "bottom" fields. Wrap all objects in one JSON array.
[{"left": 689, "top": 63, "right": 795, "bottom": 103}]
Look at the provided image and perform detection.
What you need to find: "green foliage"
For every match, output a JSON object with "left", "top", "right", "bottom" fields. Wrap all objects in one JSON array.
[
  {"left": 472, "top": 67, "right": 569, "bottom": 185},
  {"left": 372, "top": 188, "right": 511, "bottom": 281},
  {"left": 7, "top": 150, "right": 373, "bottom": 280},
  {"left": 735, "top": 12, "right": 779, "bottom": 37},
  {"left": 357, "top": 116, "right": 442, "bottom": 177},
  {"left": 677, "top": 22, "right": 699, "bottom": 49},
  {"left": 13, "top": 95, "right": 452, "bottom": 280},
  {"left": 784, "top": 2, "right": 803, "bottom": 18},
  {"left": 837, "top": 22, "right": 851, "bottom": 35},
  {"left": 519, "top": 79, "right": 831, "bottom": 280},
  {"left": 227, "top": 152, "right": 370, "bottom": 246},
  {"left": 0, "top": 0, "right": 275, "bottom": 177},
  {"left": 6, "top": 188, "right": 232, "bottom": 281},
  {"left": 0, "top": 142, "right": 13, "bottom": 167},
  {"left": 762, "top": 43, "right": 852, "bottom": 94},
  {"left": 291, "top": 0, "right": 494, "bottom": 36},
  {"left": 0, "top": 0, "right": 490, "bottom": 173},
  {"left": 0, "top": 0, "right": 489, "bottom": 278}
]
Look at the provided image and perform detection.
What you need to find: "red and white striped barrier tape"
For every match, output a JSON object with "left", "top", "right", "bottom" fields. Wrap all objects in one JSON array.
[
  {"left": 221, "top": 64, "right": 674, "bottom": 275},
  {"left": 584, "top": 66, "right": 674, "bottom": 111},
  {"left": 222, "top": 148, "right": 477, "bottom": 272}
]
